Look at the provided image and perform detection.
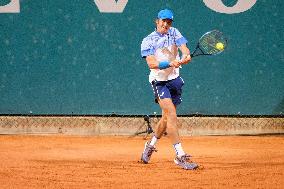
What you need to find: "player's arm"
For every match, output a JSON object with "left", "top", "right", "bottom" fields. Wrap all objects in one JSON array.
[
  {"left": 172, "top": 27, "right": 191, "bottom": 65},
  {"left": 179, "top": 44, "right": 191, "bottom": 65},
  {"left": 146, "top": 55, "right": 180, "bottom": 69}
]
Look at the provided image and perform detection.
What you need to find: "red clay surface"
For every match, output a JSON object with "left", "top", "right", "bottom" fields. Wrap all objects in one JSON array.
[{"left": 0, "top": 135, "right": 283, "bottom": 189}]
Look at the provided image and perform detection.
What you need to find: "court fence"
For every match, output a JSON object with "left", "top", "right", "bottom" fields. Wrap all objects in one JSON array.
[{"left": 0, "top": 115, "right": 283, "bottom": 136}]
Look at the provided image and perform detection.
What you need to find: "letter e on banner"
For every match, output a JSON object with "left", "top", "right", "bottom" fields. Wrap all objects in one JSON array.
[
  {"left": 0, "top": 0, "right": 20, "bottom": 13},
  {"left": 203, "top": 0, "right": 257, "bottom": 14}
]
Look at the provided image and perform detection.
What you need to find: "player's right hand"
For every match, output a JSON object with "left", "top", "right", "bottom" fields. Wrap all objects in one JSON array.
[{"left": 170, "top": 60, "right": 181, "bottom": 68}]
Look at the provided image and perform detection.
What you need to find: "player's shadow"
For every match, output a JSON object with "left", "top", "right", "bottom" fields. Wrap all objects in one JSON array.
[{"left": 133, "top": 115, "right": 153, "bottom": 138}]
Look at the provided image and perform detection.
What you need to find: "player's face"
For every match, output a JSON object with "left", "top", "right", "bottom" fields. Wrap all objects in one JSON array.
[{"left": 156, "top": 19, "right": 172, "bottom": 34}]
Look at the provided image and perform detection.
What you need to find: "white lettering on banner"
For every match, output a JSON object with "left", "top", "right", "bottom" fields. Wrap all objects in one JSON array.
[
  {"left": 203, "top": 0, "right": 257, "bottom": 14},
  {"left": 0, "top": 0, "right": 20, "bottom": 13},
  {"left": 94, "top": 0, "right": 128, "bottom": 13},
  {"left": 0, "top": 0, "right": 257, "bottom": 14}
]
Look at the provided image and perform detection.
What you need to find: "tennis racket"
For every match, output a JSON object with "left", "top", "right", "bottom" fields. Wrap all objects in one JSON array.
[{"left": 190, "top": 30, "right": 228, "bottom": 58}]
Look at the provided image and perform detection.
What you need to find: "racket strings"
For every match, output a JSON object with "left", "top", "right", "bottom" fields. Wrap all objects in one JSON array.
[{"left": 199, "top": 31, "right": 227, "bottom": 55}]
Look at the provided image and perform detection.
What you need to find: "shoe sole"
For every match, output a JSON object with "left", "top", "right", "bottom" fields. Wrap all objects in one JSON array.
[
  {"left": 174, "top": 159, "right": 199, "bottom": 170},
  {"left": 141, "top": 155, "right": 149, "bottom": 164}
]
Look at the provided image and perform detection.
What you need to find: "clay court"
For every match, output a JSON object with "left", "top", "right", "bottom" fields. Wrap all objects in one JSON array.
[{"left": 0, "top": 135, "right": 283, "bottom": 189}]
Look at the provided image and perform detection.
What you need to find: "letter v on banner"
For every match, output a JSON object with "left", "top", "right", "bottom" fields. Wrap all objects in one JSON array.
[
  {"left": 94, "top": 0, "right": 128, "bottom": 13},
  {"left": 0, "top": 0, "right": 20, "bottom": 13},
  {"left": 203, "top": 0, "right": 257, "bottom": 14}
]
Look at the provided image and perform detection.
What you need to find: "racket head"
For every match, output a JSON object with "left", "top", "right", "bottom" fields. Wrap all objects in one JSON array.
[{"left": 198, "top": 30, "right": 228, "bottom": 55}]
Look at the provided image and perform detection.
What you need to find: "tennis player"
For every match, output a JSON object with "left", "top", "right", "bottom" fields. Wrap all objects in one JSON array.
[{"left": 140, "top": 9, "right": 198, "bottom": 170}]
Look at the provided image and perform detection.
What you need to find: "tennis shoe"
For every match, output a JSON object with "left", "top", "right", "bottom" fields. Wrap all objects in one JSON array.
[
  {"left": 141, "top": 142, "right": 157, "bottom": 164},
  {"left": 174, "top": 154, "right": 199, "bottom": 170}
]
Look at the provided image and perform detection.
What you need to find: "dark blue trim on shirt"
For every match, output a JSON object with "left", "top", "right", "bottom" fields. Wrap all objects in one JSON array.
[{"left": 141, "top": 49, "right": 154, "bottom": 58}]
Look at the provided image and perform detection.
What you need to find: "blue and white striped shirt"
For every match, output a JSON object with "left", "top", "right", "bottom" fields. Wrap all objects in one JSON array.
[{"left": 141, "top": 27, "right": 188, "bottom": 82}]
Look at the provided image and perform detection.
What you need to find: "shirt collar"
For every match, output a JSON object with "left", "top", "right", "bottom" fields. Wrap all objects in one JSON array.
[{"left": 155, "top": 28, "right": 170, "bottom": 37}]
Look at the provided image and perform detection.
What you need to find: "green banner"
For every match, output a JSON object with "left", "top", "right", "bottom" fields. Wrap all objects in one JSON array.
[{"left": 0, "top": 0, "right": 283, "bottom": 115}]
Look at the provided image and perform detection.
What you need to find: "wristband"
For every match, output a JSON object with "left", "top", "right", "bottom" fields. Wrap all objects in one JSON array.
[{"left": 158, "top": 61, "right": 170, "bottom": 69}]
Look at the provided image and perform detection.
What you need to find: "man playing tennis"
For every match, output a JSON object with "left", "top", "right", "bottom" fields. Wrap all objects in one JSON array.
[{"left": 140, "top": 9, "right": 198, "bottom": 170}]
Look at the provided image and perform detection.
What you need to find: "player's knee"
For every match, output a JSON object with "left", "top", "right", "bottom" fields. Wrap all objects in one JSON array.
[{"left": 163, "top": 108, "right": 176, "bottom": 118}]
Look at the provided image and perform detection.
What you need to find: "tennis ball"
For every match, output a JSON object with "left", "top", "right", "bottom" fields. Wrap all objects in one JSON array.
[{"left": 216, "top": 42, "right": 224, "bottom": 50}]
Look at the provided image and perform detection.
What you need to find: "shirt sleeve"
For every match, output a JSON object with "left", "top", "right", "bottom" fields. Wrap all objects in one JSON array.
[
  {"left": 173, "top": 28, "right": 188, "bottom": 47},
  {"left": 141, "top": 36, "right": 154, "bottom": 58}
]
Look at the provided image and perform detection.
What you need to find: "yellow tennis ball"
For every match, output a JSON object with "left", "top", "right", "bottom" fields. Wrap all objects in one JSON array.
[{"left": 216, "top": 42, "right": 224, "bottom": 50}]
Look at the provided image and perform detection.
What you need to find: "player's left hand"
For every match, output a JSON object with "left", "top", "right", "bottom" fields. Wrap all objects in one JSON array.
[{"left": 179, "top": 54, "right": 191, "bottom": 65}]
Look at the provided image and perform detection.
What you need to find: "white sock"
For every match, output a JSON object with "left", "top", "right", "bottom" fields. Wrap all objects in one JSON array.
[
  {"left": 173, "top": 143, "right": 186, "bottom": 157},
  {"left": 149, "top": 135, "right": 158, "bottom": 146}
]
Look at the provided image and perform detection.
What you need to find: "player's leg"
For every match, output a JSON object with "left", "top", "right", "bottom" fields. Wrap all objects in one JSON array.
[
  {"left": 158, "top": 98, "right": 180, "bottom": 144},
  {"left": 141, "top": 109, "right": 168, "bottom": 164},
  {"left": 154, "top": 109, "right": 167, "bottom": 139},
  {"left": 146, "top": 81, "right": 169, "bottom": 145},
  {"left": 151, "top": 77, "right": 183, "bottom": 143},
  {"left": 141, "top": 78, "right": 174, "bottom": 163},
  {"left": 141, "top": 108, "right": 169, "bottom": 164},
  {"left": 141, "top": 79, "right": 179, "bottom": 163},
  {"left": 141, "top": 98, "right": 177, "bottom": 164},
  {"left": 166, "top": 77, "right": 199, "bottom": 170},
  {"left": 146, "top": 110, "right": 167, "bottom": 147},
  {"left": 141, "top": 81, "right": 166, "bottom": 164},
  {"left": 157, "top": 98, "right": 198, "bottom": 170}
]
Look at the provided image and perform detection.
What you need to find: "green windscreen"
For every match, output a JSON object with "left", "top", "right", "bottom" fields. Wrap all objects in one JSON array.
[{"left": 0, "top": 0, "right": 283, "bottom": 115}]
